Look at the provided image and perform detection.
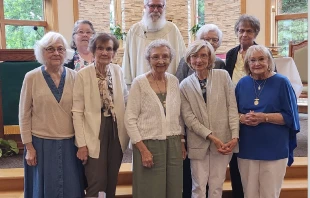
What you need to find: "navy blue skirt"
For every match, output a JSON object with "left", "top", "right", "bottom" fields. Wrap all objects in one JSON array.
[{"left": 24, "top": 136, "right": 85, "bottom": 198}]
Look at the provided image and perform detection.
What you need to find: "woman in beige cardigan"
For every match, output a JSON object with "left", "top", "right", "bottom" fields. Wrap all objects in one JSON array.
[
  {"left": 72, "top": 33, "right": 129, "bottom": 198},
  {"left": 180, "top": 40, "right": 239, "bottom": 198}
]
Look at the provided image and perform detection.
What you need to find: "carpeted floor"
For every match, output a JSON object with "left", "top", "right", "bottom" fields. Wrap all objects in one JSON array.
[{"left": 0, "top": 114, "right": 307, "bottom": 169}]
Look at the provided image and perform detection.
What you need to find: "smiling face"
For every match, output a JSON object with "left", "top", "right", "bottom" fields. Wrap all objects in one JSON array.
[
  {"left": 94, "top": 39, "right": 114, "bottom": 66},
  {"left": 248, "top": 50, "right": 270, "bottom": 78},
  {"left": 43, "top": 39, "right": 66, "bottom": 68},
  {"left": 189, "top": 47, "right": 210, "bottom": 73},
  {"left": 149, "top": 46, "right": 171, "bottom": 74},
  {"left": 73, "top": 23, "right": 94, "bottom": 50},
  {"left": 144, "top": 0, "right": 165, "bottom": 22}
]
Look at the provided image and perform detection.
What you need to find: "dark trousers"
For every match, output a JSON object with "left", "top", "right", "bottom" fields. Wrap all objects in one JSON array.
[{"left": 229, "top": 153, "right": 244, "bottom": 198}]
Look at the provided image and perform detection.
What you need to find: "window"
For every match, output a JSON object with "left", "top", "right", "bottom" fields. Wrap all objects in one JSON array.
[
  {"left": 197, "top": 0, "right": 205, "bottom": 25},
  {"left": 275, "top": 0, "right": 308, "bottom": 56},
  {"left": 0, "top": 0, "right": 57, "bottom": 49}
]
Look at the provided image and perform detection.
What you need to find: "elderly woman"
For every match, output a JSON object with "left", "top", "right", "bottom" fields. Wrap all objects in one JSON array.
[
  {"left": 19, "top": 31, "right": 84, "bottom": 197},
  {"left": 176, "top": 24, "right": 225, "bottom": 83},
  {"left": 180, "top": 40, "right": 239, "bottom": 198},
  {"left": 66, "top": 20, "right": 95, "bottom": 71},
  {"left": 72, "top": 33, "right": 129, "bottom": 197},
  {"left": 224, "top": 14, "right": 261, "bottom": 198},
  {"left": 236, "top": 45, "right": 300, "bottom": 198},
  {"left": 125, "top": 39, "right": 186, "bottom": 198}
]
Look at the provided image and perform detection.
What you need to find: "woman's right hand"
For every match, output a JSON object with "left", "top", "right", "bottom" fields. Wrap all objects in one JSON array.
[
  {"left": 77, "top": 146, "right": 88, "bottom": 165},
  {"left": 207, "top": 134, "right": 226, "bottom": 154},
  {"left": 135, "top": 141, "right": 154, "bottom": 168},
  {"left": 25, "top": 143, "right": 37, "bottom": 166}
]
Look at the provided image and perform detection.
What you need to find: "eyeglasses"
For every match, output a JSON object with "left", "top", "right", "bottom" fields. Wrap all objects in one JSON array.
[
  {"left": 75, "top": 30, "right": 93, "bottom": 36},
  {"left": 150, "top": 56, "right": 170, "bottom": 62},
  {"left": 203, "top": 38, "right": 219, "bottom": 43},
  {"left": 147, "top": 4, "right": 165, "bottom": 10},
  {"left": 96, "top": 46, "right": 114, "bottom": 53},
  {"left": 238, "top": 29, "right": 255, "bottom": 34},
  {"left": 249, "top": 57, "right": 267, "bottom": 65},
  {"left": 45, "top": 47, "right": 66, "bottom": 54},
  {"left": 190, "top": 54, "right": 208, "bottom": 60}
]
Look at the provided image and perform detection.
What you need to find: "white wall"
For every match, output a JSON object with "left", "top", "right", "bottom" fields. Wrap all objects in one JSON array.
[
  {"left": 57, "top": 0, "right": 74, "bottom": 44},
  {"left": 246, "top": 0, "right": 266, "bottom": 45}
]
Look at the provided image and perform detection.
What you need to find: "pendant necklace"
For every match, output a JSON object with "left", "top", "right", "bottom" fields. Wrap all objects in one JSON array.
[
  {"left": 151, "top": 73, "right": 167, "bottom": 108},
  {"left": 252, "top": 77, "right": 267, "bottom": 105}
]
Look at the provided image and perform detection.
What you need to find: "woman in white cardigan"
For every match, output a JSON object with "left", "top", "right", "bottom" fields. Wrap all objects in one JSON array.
[
  {"left": 72, "top": 33, "right": 129, "bottom": 198},
  {"left": 180, "top": 40, "right": 239, "bottom": 198},
  {"left": 125, "top": 39, "right": 186, "bottom": 198}
]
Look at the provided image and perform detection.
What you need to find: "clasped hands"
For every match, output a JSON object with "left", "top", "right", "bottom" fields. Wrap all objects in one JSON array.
[
  {"left": 240, "top": 110, "right": 265, "bottom": 126},
  {"left": 209, "top": 134, "right": 238, "bottom": 155}
]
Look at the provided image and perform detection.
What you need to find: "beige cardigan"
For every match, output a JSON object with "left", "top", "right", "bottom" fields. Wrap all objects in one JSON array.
[
  {"left": 180, "top": 69, "right": 239, "bottom": 160},
  {"left": 19, "top": 67, "right": 76, "bottom": 144},
  {"left": 72, "top": 63, "right": 129, "bottom": 158}
]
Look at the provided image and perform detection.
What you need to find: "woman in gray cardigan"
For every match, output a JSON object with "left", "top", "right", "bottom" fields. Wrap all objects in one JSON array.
[{"left": 180, "top": 40, "right": 239, "bottom": 198}]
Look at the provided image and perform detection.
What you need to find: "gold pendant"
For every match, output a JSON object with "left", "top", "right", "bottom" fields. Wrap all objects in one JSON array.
[
  {"left": 254, "top": 98, "right": 259, "bottom": 105},
  {"left": 163, "top": 100, "right": 166, "bottom": 108}
]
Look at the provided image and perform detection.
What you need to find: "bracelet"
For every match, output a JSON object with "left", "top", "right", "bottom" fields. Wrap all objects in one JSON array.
[
  {"left": 239, "top": 114, "right": 244, "bottom": 123},
  {"left": 265, "top": 113, "right": 269, "bottom": 122},
  {"left": 181, "top": 139, "right": 186, "bottom": 143}
]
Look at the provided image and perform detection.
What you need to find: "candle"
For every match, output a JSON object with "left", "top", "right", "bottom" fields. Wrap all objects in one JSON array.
[{"left": 270, "top": 6, "right": 275, "bottom": 45}]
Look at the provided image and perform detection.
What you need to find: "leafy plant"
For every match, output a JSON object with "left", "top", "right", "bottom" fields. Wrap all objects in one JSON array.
[
  {"left": 189, "top": 23, "right": 204, "bottom": 36},
  {"left": 0, "top": 138, "right": 19, "bottom": 158},
  {"left": 110, "top": 24, "right": 127, "bottom": 40}
]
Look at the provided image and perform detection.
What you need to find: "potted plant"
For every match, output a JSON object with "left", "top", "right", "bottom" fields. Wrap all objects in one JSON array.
[
  {"left": 0, "top": 138, "right": 19, "bottom": 157},
  {"left": 110, "top": 24, "right": 127, "bottom": 48},
  {"left": 189, "top": 23, "right": 204, "bottom": 37}
]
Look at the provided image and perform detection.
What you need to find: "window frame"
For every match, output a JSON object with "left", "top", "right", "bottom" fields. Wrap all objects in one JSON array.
[{"left": 0, "top": 0, "right": 59, "bottom": 49}]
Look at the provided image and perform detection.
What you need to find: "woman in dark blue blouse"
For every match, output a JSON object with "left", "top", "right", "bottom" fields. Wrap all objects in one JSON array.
[{"left": 235, "top": 45, "right": 300, "bottom": 198}]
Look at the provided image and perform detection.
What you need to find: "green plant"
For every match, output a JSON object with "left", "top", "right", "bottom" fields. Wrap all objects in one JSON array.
[
  {"left": 110, "top": 24, "right": 127, "bottom": 40},
  {"left": 0, "top": 138, "right": 19, "bottom": 158},
  {"left": 189, "top": 23, "right": 204, "bottom": 36}
]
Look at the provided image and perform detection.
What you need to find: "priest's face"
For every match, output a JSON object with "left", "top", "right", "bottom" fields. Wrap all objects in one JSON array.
[{"left": 144, "top": 0, "right": 165, "bottom": 22}]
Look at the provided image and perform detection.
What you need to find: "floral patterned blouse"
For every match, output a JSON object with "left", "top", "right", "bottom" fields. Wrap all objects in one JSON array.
[{"left": 73, "top": 51, "right": 94, "bottom": 71}]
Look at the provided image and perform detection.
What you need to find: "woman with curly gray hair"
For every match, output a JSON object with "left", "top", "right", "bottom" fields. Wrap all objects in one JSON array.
[
  {"left": 180, "top": 40, "right": 239, "bottom": 198},
  {"left": 125, "top": 39, "right": 186, "bottom": 198}
]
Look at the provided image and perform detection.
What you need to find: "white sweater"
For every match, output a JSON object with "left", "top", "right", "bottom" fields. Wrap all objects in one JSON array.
[{"left": 124, "top": 73, "right": 184, "bottom": 144}]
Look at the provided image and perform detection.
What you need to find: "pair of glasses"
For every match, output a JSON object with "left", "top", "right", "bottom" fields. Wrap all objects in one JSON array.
[
  {"left": 45, "top": 47, "right": 66, "bottom": 54},
  {"left": 147, "top": 4, "right": 165, "bottom": 10},
  {"left": 190, "top": 54, "right": 208, "bottom": 60},
  {"left": 150, "top": 56, "right": 170, "bottom": 61},
  {"left": 203, "top": 38, "right": 219, "bottom": 43},
  {"left": 76, "top": 30, "right": 93, "bottom": 36},
  {"left": 238, "top": 29, "right": 255, "bottom": 34},
  {"left": 96, "top": 46, "right": 114, "bottom": 53},
  {"left": 249, "top": 57, "right": 267, "bottom": 65}
]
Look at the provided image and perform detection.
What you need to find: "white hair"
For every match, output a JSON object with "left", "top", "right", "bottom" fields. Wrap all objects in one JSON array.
[
  {"left": 34, "top": 31, "right": 70, "bottom": 65},
  {"left": 144, "top": 0, "right": 166, "bottom": 5},
  {"left": 196, "top": 24, "right": 223, "bottom": 46}
]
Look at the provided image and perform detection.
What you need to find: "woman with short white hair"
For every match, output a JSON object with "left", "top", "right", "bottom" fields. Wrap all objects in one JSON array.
[
  {"left": 180, "top": 40, "right": 239, "bottom": 198},
  {"left": 19, "top": 31, "right": 84, "bottom": 197}
]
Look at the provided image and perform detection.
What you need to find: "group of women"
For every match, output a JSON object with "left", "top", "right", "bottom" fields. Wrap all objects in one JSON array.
[{"left": 19, "top": 14, "right": 299, "bottom": 198}]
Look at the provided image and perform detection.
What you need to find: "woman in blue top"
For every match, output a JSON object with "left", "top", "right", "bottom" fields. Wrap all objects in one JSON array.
[{"left": 235, "top": 45, "right": 300, "bottom": 198}]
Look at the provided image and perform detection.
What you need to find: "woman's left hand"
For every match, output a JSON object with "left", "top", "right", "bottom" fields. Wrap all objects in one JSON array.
[{"left": 181, "top": 142, "right": 187, "bottom": 160}]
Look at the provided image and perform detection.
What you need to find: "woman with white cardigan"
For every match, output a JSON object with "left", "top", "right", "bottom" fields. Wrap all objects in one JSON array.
[
  {"left": 72, "top": 33, "right": 129, "bottom": 198},
  {"left": 125, "top": 39, "right": 186, "bottom": 198},
  {"left": 180, "top": 40, "right": 239, "bottom": 198}
]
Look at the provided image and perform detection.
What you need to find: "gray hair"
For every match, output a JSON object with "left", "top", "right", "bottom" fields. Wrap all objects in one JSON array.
[
  {"left": 34, "top": 31, "right": 70, "bottom": 65},
  {"left": 234, "top": 14, "right": 260, "bottom": 37},
  {"left": 196, "top": 24, "right": 223, "bottom": 46},
  {"left": 145, "top": 39, "right": 175, "bottom": 66},
  {"left": 184, "top": 40, "right": 216, "bottom": 70},
  {"left": 244, "top": 45, "right": 275, "bottom": 75},
  {"left": 70, "top": 20, "right": 95, "bottom": 49},
  {"left": 144, "top": 0, "right": 166, "bottom": 5}
]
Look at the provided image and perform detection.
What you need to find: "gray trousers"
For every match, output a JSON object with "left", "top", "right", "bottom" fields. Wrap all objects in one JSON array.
[
  {"left": 84, "top": 115, "right": 123, "bottom": 198},
  {"left": 132, "top": 136, "right": 183, "bottom": 198}
]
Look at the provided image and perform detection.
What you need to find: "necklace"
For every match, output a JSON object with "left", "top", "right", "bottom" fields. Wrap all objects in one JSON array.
[
  {"left": 252, "top": 77, "right": 267, "bottom": 105},
  {"left": 254, "top": 80, "right": 265, "bottom": 90},
  {"left": 151, "top": 73, "right": 167, "bottom": 108}
]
